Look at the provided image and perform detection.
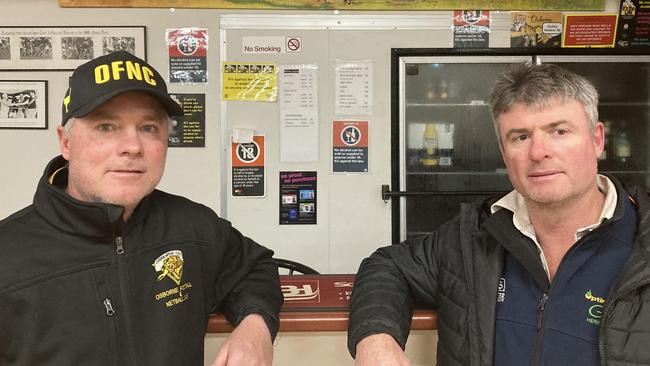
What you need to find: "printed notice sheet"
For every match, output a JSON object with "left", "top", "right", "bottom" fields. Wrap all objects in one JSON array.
[
  {"left": 335, "top": 61, "right": 373, "bottom": 116},
  {"left": 279, "top": 64, "right": 318, "bottom": 162}
]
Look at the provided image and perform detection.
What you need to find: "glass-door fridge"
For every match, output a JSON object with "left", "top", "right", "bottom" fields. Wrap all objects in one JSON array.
[
  {"left": 387, "top": 49, "right": 650, "bottom": 243},
  {"left": 538, "top": 55, "right": 650, "bottom": 188}
]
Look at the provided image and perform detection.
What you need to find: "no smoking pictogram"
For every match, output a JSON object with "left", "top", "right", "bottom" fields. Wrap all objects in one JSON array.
[{"left": 286, "top": 37, "right": 302, "bottom": 53}]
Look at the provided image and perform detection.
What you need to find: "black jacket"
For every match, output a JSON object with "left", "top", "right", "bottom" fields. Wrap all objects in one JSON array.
[
  {"left": 0, "top": 156, "right": 283, "bottom": 366},
  {"left": 348, "top": 179, "right": 650, "bottom": 365}
]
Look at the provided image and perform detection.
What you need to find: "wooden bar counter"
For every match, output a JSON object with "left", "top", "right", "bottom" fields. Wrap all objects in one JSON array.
[{"left": 206, "top": 274, "right": 437, "bottom": 333}]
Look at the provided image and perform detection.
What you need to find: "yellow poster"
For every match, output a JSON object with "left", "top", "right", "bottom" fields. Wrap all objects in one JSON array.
[{"left": 222, "top": 62, "right": 277, "bottom": 102}]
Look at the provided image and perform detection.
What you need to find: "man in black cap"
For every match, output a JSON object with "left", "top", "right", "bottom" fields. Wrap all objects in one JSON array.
[{"left": 0, "top": 51, "right": 282, "bottom": 366}]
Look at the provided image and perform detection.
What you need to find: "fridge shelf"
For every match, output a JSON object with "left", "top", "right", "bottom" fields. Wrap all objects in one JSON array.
[
  {"left": 405, "top": 102, "right": 489, "bottom": 107},
  {"left": 406, "top": 171, "right": 507, "bottom": 176},
  {"left": 600, "top": 170, "right": 650, "bottom": 174},
  {"left": 600, "top": 101, "right": 650, "bottom": 107}
]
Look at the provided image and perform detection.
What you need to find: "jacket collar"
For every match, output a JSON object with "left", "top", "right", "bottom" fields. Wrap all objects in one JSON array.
[{"left": 33, "top": 155, "right": 150, "bottom": 242}]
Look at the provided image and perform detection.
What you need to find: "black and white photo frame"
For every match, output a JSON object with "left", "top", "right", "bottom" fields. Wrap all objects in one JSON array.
[
  {"left": 0, "top": 26, "right": 146, "bottom": 70},
  {"left": 0, "top": 80, "right": 48, "bottom": 129}
]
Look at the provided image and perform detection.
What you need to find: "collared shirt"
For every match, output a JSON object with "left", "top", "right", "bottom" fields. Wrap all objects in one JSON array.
[{"left": 490, "top": 174, "right": 618, "bottom": 278}]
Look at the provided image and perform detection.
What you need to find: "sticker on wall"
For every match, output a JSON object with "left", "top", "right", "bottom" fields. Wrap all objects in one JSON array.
[
  {"left": 332, "top": 120, "right": 369, "bottom": 173},
  {"left": 510, "top": 11, "right": 562, "bottom": 47},
  {"left": 563, "top": 14, "right": 618, "bottom": 47},
  {"left": 166, "top": 28, "right": 208, "bottom": 83},
  {"left": 616, "top": 0, "right": 649, "bottom": 47},
  {"left": 453, "top": 10, "right": 490, "bottom": 48},
  {"left": 242, "top": 36, "right": 302, "bottom": 54},
  {"left": 168, "top": 93, "right": 205, "bottom": 147},
  {"left": 222, "top": 62, "right": 277, "bottom": 102},
  {"left": 232, "top": 135, "right": 266, "bottom": 197},
  {"left": 279, "top": 171, "right": 317, "bottom": 225}
]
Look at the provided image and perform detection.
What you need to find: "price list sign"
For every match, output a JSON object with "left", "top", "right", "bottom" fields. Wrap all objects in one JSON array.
[{"left": 334, "top": 61, "right": 373, "bottom": 116}]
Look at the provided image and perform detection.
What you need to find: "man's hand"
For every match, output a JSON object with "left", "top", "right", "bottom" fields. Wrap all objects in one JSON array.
[
  {"left": 212, "top": 314, "right": 273, "bottom": 366},
  {"left": 354, "top": 333, "right": 411, "bottom": 366}
]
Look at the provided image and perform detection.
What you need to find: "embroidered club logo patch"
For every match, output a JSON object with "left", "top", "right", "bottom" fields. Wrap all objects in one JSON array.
[
  {"left": 585, "top": 289, "right": 606, "bottom": 326},
  {"left": 153, "top": 250, "right": 184, "bottom": 285}
]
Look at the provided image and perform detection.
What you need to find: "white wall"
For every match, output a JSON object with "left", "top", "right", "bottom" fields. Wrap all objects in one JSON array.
[{"left": 0, "top": 0, "right": 622, "bottom": 274}]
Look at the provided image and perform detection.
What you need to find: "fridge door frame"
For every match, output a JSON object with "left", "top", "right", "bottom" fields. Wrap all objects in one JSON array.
[
  {"left": 391, "top": 49, "right": 650, "bottom": 244},
  {"left": 537, "top": 54, "right": 650, "bottom": 189},
  {"left": 394, "top": 54, "right": 533, "bottom": 243}
]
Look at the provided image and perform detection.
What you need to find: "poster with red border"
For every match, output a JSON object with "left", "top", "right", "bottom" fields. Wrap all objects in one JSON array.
[
  {"left": 562, "top": 14, "right": 618, "bottom": 47},
  {"left": 332, "top": 120, "right": 369, "bottom": 173},
  {"left": 166, "top": 28, "right": 208, "bottom": 83},
  {"left": 231, "top": 135, "right": 265, "bottom": 197}
]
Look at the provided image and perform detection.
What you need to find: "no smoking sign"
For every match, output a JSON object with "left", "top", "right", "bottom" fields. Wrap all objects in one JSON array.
[{"left": 286, "top": 36, "right": 302, "bottom": 53}]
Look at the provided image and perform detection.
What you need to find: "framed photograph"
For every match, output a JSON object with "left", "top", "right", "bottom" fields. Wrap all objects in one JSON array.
[
  {"left": 0, "top": 80, "right": 48, "bottom": 129},
  {"left": 0, "top": 26, "right": 146, "bottom": 71}
]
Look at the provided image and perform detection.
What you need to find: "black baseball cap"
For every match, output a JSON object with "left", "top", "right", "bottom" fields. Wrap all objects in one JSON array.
[{"left": 61, "top": 51, "right": 182, "bottom": 125}]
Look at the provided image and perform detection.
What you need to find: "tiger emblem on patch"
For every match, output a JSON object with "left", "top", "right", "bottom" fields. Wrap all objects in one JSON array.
[{"left": 153, "top": 250, "right": 184, "bottom": 286}]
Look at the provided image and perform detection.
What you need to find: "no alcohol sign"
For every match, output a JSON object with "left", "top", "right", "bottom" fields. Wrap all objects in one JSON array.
[
  {"left": 232, "top": 135, "right": 266, "bottom": 197},
  {"left": 332, "top": 120, "right": 368, "bottom": 173}
]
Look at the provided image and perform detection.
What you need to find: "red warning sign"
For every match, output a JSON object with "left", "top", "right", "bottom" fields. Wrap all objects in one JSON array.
[
  {"left": 562, "top": 14, "right": 618, "bottom": 47},
  {"left": 332, "top": 120, "right": 369, "bottom": 173},
  {"left": 232, "top": 135, "right": 265, "bottom": 197}
]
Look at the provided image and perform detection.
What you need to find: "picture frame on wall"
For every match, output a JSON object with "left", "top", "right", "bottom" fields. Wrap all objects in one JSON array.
[
  {"left": 0, "top": 80, "right": 48, "bottom": 129},
  {"left": 0, "top": 26, "right": 146, "bottom": 71}
]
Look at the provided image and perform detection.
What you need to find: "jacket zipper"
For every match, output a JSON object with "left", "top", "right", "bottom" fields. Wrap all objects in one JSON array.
[
  {"left": 95, "top": 267, "right": 118, "bottom": 366},
  {"left": 536, "top": 293, "right": 548, "bottom": 330},
  {"left": 103, "top": 298, "right": 115, "bottom": 316},
  {"left": 115, "top": 236, "right": 124, "bottom": 255},
  {"left": 531, "top": 291, "right": 550, "bottom": 365},
  {"left": 531, "top": 234, "right": 590, "bottom": 366},
  {"left": 114, "top": 233, "right": 137, "bottom": 363}
]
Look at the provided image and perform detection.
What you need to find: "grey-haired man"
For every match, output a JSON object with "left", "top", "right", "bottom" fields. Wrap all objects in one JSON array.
[{"left": 349, "top": 63, "right": 650, "bottom": 365}]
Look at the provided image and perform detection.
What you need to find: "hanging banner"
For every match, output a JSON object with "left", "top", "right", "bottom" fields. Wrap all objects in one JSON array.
[
  {"left": 168, "top": 93, "right": 205, "bottom": 147},
  {"left": 279, "top": 171, "right": 317, "bottom": 225},
  {"left": 332, "top": 120, "right": 369, "bottom": 173},
  {"left": 510, "top": 11, "right": 562, "bottom": 47},
  {"left": 222, "top": 62, "right": 277, "bottom": 102},
  {"left": 616, "top": 0, "right": 650, "bottom": 47},
  {"left": 232, "top": 135, "right": 265, "bottom": 197},
  {"left": 166, "top": 28, "right": 208, "bottom": 83},
  {"left": 562, "top": 14, "right": 618, "bottom": 47},
  {"left": 453, "top": 10, "right": 491, "bottom": 48}
]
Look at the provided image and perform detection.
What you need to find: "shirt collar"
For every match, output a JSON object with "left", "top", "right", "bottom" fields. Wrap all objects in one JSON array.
[
  {"left": 491, "top": 174, "right": 616, "bottom": 227},
  {"left": 490, "top": 174, "right": 618, "bottom": 276}
]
